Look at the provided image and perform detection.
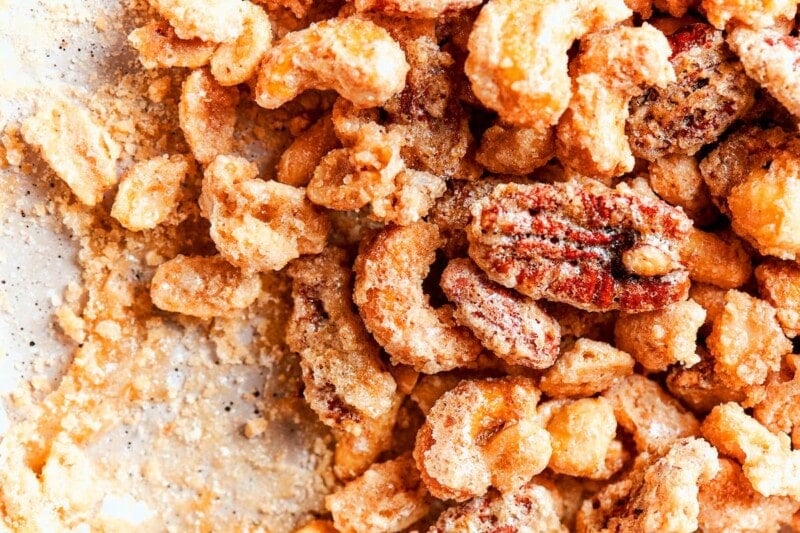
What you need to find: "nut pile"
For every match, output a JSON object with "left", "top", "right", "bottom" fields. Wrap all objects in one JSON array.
[{"left": 19, "top": 0, "right": 800, "bottom": 530}]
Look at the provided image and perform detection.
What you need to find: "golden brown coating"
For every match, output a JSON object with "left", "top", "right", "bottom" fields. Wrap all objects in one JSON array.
[
  {"left": 647, "top": 154, "right": 715, "bottom": 226},
  {"left": 255, "top": 17, "right": 409, "bottom": 109},
  {"left": 476, "top": 124, "right": 555, "bottom": 176},
  {"left": 680, "top": 227, "right": 753, "bottom": 289},
  {"left": 666, "top": 348, "right": 745, "bottom": 413},
  {"left": 150, "top": 254, "right": 262, "bottom": 319},
  {"left": 413, "top": 377, "right": 550, "bottom": 501},
  {"left": 702, "top": 402, "right": 800, "bottom": 499},
  {"left": 627, "top": 23, "right": 756, "bottom": 160},
  {"left": 199, "top": 155, "right": 329, "bottom": 273},
  {"left": 128, "top": 20, "right": 218, "bottom": 70},
  {"left": 556, "top": 24, "right": 675, "bottom": 181},
  {"left": 21, "top": 99, "right": 120, "bottom": 207},
  {"left": 539, "top": 339, "right": 635, "bottom": 398},
  {"left": 354, "top": 222, "right": 483, "bottom": 374},
  {"left": 178, "top": 69, "right": 239, "bottom": 165},
  {"left": 326, "top": 454, "right": 432, "bottom": 533},
  {"left": 286, "top": 247, "right": 397, "bottom": 432},
  {"left": 429, "top": 478, "right": 567, "bottom": 532},
  {"left": 756, "top": 260, "right": 800, "bottom": 338},
  {"left": 752, "top": 357, "right": 800, "bottom": 448},
  {"left": 702, "top": 0, "right": 798, "bottom": 29},
  {"left": 334, "top": 396, "right": 403, "bottom": 480},
  {"left": 148, "top": 0, "right": 246, "bottom": 42},
  {"left": 546, "top": 398, "right": 621, "bottom": 479},
  {"left": 353, "top": 0, "right": 482, "bottom": 18},
  {"left": 604, "top": 374, "right": 700, "bottom": 454},
  {"left": 277, "top": 113, "right": 339, "bottom": 187},
  {"left": 209, "top": 2, "right": 273, "bottom": 86},
  {"left": 111, "top": 154, "right": 193, "bottom": 232},
  {"left": 465, "top": 0, "right": 631, "bottom": 129},
  {"left": 688, "top": 281, "right": 727, "bottom": 326},
  {"left": 440, "top": 258, "right": 561, "bottom": 369},
  {"left": 614, "top": 299, "right": 705, "bottom": 372},
  {"left": 706, "top": 290, "right": 791, "bottom": 390},
  {"left": 698, "top": 458, "right": 800, "bottom": 533},
  {"left": 467, "top": 181, "right": 692, "bottom": 312}
]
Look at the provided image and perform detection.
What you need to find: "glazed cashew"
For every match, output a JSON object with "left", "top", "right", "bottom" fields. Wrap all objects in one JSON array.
[
  {"left": 128, "top": 20, "right": 217, "bottom": 70},
  {"left": 198, "top": 155, "right": 329, "bottom": 273},
  {"left": 148, "top": 0, "right": 246, "bottom": 43},
  {"left": 702, "top": 0, "right": 798, "bottom": 30},
  {"left": 178, "top": 69, "right": 239, "bottom": 165},
  {"left": 465, "top": 0, "right": 631, "bottom": 129},
  {"left": 354, "top": 222, "right": 483, "bottom": 374},
  {"left": 277, "top": 113, "right": 339, "bottom": 187},
  {"left": 354, "top": 0, "right": 482, "bottom": 18},
  {"left": 556, "top": 24, "right": 675, "bottom": 180},
  {"left": 255, "top": 16, "right": 409, "bottom": 109},
  {"left": 413, "top": 377, "right": 550, "bottom": 501},
  {"left": 210, "top": 2, "right": 273, "bottom": 86}
]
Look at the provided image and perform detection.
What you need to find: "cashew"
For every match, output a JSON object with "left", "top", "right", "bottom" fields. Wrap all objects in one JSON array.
[
  {"left": 353, "top": 0, "right": 483, "bottom": 18},
  {"left": 465, "top": 0, "right": 631, "bottom": 129},
  {"left": 128, "top": 20, "right": 217, "bottom": 70},
  {"left": 148, "top": 0, "right": 246, "bottom": 43},
  {"left": 210, "top": 2, "right": 273, "bottom": 86},
  {"left": 255, "top": 16, "right": 409, "bottom": 109},
  {"left": 556, "top": 24, "right": 675, "bottom": 180},
  {"left": 178, "top": 69, "right": 239, "bottom": 165}
]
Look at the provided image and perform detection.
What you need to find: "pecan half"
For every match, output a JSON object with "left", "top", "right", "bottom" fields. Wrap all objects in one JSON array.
[{"left": 467, "top": 181, "right": 691, "bottom": 312}]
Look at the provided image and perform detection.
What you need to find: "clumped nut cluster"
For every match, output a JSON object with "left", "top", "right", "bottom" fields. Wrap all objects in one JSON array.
[{"left": 21, "top": 0, "right": 800, "bottom": 529}]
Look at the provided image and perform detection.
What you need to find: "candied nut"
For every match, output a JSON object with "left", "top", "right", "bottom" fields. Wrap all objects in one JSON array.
[
  {"left": 464, "top": 0, "right": 631, "bottom": 129},
  {"left": 604, "top": 374, "right": 700, "bottom": 454},
  {"left": 543, "top": 304, "right": 618, "bottom": 343},
  {"left": 728, "top": 148, "right": 800, "bottom": 260},
  {"left": 368, "top": 168, "right": 446, "bottom": 226},
  {"left": 413, "top": 377, "right": 550, "bottom": 501},
  {"left": 729, "top": 28, "right": 800, "bottom": 120},
  {"left": 702, "top": 0, "right": 798, "bottom": 29},
  {"left": 409, "top": 373, "right": 462, "bottom": 415},
  {"left": 467, "top": 181, "right": 692, "bottom": 313},
  {"left": 326, "top": 454, "right": 431, "bottom": 533},
  {"left": 707, "top": 290, "right": 791, "bottom": 389},
  {"left": 150, "top": 255, "right": 261, "bottom": 319},
  {"left": 579, "top": 437, "right": 719, "bottom": 533},
  {"left": 627, "top": 23, "right": 756, "bottom": 161},
  {"left": 199, "top": 155, "right": 329, "bottom": 273},
  {"left": 255, "top": 17, "right": 409, "bottom": 109},
  {"left": 353, "top": 222, "right": 483, "bottom": 374},
  {"left": 354, "top": 0, "right": 481, "bottom": 17},
  {"left": 756, "top": 259, "right": 800, "bottom": 337},
  {"left": 148, "top": 0, "right": 246, "bottom": 42},
  {"left": 210, "top": 2, "right": 273, "bottom": 86},
  {"left": 680, "top": 228, "right": 753, "bottom": 289},
  {"left": 178, "top": 69, "right": 239, "bottom": 165},
  {"left": 614, "top": 299, "right": 705, "bottom": 372},
  {"left": 21, "top": 99, "right": 120, "bottom": 207},
  {"left": 277, "top": 113, "right": 339, "bottom": 187},
  {"left": 128, "top": 20, "right": 217, "bottom": 69},
  {"left": 556, "top": 24, "right": 675, "bottom": 180},
  {"left": 546, "top": 398, "right": 619, "bottom": 479},
  {"left": 648, "top": 154, "right": 715, "bottom": 226},
  {"left": 666, "top": 348, "right": 745, "bottom": 413},
  {"left": 430, "top": 478, "right": 566, "bottom": 532},
  {"left": 286, "top": 248, "right": 397, "bottom": 434},
  {"left": 334, "top": 396, "right": 402, "bottom": 480},
  {"left": 294, "top": 520, "right": 337, "bottom": 533},
  {"left": 429, "top": 179, "right": 504, "bottom": 257},
  {"left": 476, "top": 123, "right": 555, "bottom": 176},
  {"left": 440, "top": 258, "right": 560, "bottom": 369},
  {"left": 752, "top": 358, "right": 800, "bottom": 448},
  {"left": 689, "top": 282, "right": 726, "bottom": 326},
  {"left": 624, "top": 0, "right": 696, "bottom": 17},
  {"left": 110, "top": 154, "right": 192, "bottom": 232},
  {"left": 540, "top": 339, "right": 634, "bottom": 398},
  {"left": 698, "top": 458, "right": 800, "bottom": 533},
  {"left": 702, "top": 402, "right": 800, "bottom": 499}
]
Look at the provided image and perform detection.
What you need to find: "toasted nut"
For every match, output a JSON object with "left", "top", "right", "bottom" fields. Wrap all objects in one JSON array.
[
  {"left": 666, "top": 348, "right": 745, "bottom": 413},
  {"left": 648, "top": 154, "right": 715, "bottom": 226},
  {"left": 467, "top": 181, "right": 692, "bottom": 312},
  {"left": 210, "top": 2, "right": 273, "bottom": 86},
  {"left": 326, "top": 454, "right": 431, "bottom": 533},
  {"left": 178, "top": 69, "right": 239, "bottom": 165},
  {"left": 752, "top": 359, "right": 800, "bottom": 448},
  {"left": 148, "top": 0, "right": 246, "bottom": 42},
  {"left": 706, "top": 290, "right": 791, "bottom": 389},
  {"left": 476, "top": 123, "right": 555, "bottom": 176},
  {"left": 277, "top": 113, "right": 339, "bottom": 187},
  {"left": 615, "top": 299, "right": 705, "bottom": 372},
  {"left": 702, "top": 0, "right": 797, "bottom": 30},
  {"left": 286, "top": 247, "right": 397, "bottom": 430},
  {"left": 465, "top": 0, "right": 631, "bottom": 128},
  {"left": 413, "top": 377, "right": 550, "bottom": 501},
  {"left": 604, "top": 374, "right": 700, "bottom": 454},
  {"left": 440, "top": 258, "right": 561, "bottom": 369},
  {"left": 540, "top": 339, "right": 635, "bottom": 398},
  {"left": 128, "top": 20, "right": 217, "bottom": 69},
  {"left": 756, "top": 259, "right": 800, "bottom": 337},
  {"left": 354, "top": 222, "right": 483, "bottom": 374},
  {"left": 150, "top": 255, "right": 261, "bottom": 319},
  {"left": 21, "top": 99, "right": 120, "bottom": 207},
  {"left": 556, "top": 24, "right": 675, "bottom": 180},
  {"left": 199, "top": 155, "right": 329, "bottom": 273},
  {"left": 354, "top": 0, "right": 482, "bottom": 18},
  {"left": 111, "top": 154, "right": 192, "bottom": 231},
  {"left": 255, "top": 17, "right": 409, "bottom": 109},
  {"left": 680, "top": 228, "right": 753, "bottom": 289}
]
